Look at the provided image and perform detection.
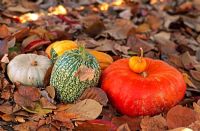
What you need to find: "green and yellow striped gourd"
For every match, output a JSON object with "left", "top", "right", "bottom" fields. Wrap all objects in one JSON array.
[{"left": 50, "top": 47, "right": 101, "bottom": 103}]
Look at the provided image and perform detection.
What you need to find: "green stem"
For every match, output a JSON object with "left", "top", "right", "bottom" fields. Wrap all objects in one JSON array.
[{"left": 79, "top": 45, "right": 87, "bottom": 60}]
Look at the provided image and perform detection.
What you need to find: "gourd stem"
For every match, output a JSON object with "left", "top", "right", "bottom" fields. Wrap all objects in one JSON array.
[
  {"left": 79, "top": 45, "right": 87, "bottom": 61},
  {"left": 31, "top": 61, "right": 37, "bottom": 66}
]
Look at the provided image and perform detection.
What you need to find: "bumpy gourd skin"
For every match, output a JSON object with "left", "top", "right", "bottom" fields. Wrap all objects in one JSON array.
[
  {"left": 101, "top": 58, "right": 186, "bottom": 116},
  {"left": 50, "top": 49, "right": 101, "bottom": 103}
]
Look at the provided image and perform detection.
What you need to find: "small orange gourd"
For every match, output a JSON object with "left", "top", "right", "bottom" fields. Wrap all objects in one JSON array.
[{"left": 129, "top": 48, "right": 147, "bottom": 73}]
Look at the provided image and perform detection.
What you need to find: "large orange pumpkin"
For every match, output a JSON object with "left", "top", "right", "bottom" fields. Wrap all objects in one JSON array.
[{"left": 101, "top": 58, "right": 186, "bottom": 116}]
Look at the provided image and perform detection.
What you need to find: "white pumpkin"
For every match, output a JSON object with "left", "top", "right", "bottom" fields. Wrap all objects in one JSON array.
[{"left": 7, "top": 54, "right": 52, "bottom": 87}]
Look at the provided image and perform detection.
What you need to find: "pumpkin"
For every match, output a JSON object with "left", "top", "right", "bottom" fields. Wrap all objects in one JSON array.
[
  {"left": 50, "top": 47, "right": 101, "bottom": 103},
  {"left": 129, "top": 48, "right": 147, "bottom": 73},
  {"left": 101, "top": 58, "right": 186, "bottom": 116},
  {"left": 7, "top": 54, "right": 52, "bottom": 87},
  {"left": 87, "top": 50, "right": 113, "bottom": 70},
  {"left": 45, "top": 40, "right": 77, "bottom": 61}
]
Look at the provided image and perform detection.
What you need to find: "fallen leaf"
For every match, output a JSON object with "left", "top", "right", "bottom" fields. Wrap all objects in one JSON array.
[
  {"left": 13, "top": 27, "right": 30, "bottom": 42},
  {"left": 182, "top": 16, "right": 200, "bottom": 32},
  {"left": 18, "top": 86, "right": 41, "bottom": 101},
  {"left": 0, "top": 114, "right": 14, "bottom": 122},
  {"left": 177, "top": 1, "right": 192, "bottom": 13},
  {"left": 1, "top": 54, "right": 9, "bottom": 63},
  {"left": 135, "top": 23, "right": 151, "bottom": 33},
  {"left": 45, "top": 86, "right": 55, "bottom": 99},
  {"left": 23, "top": 39, "right": 51, "bottom": 52},
  {"left": 168, "top": 127, "right": 193, "bottom": 131},
  {"left": 180, "top": 52, "right": 198, "bottom": 70},
  {"left": 74, "top": 65, "right": 95, "bottom": 81},
  {"left": 114, "top": 44, "right": 130, "bottom": 55},
  {"left": 40, "top": 97, "right": 56, "bottom": 109},
  {"left": 117, "top": 123, "right": 131, "bottom": 131},
  {"left": 168, "top": 54, "right": 184, "bottom": 68},
  {"left": 190, "top": 70, "right": 200, "bottom": 82},
  {"left": 103, "top": 19, "right": 134, "bottom": 40},
  {"left": 13, "top": 121, "right": 38, "bottom": 131},
  {"left": 1, "top": 89, "right": 11, "bottom": 100},
  {"left": 22, "top": 35, "right": 40, "bottom": 48},
  {"left": 188, "top": 120, "right": 200, "bottom": 131},
  {"left": 79, "top": 87, "right": 108, "bottom": 106},
  {"left": 112, "top": 115, "right": 141, "bottom": 131},
  {"left": 66, "top": 99, "right": 102, "bottom": 120},
  {"left": 7, "top": 5, "right": 32, "bottom": 13},
  {"left": 15, "top": 116, "right": 26, "bottom": 123},
  {"left": 75, "top": 120, "right": 115, "bottom": 131},
  {"left": 147, "top": 14, "right": 162, "bottom": 30},
  {"left": 0, "top": 24, "right": 10, "bottom": 39},
  {"left": 14, "top": 91, "right": 35, "bottom": 108},
  {"left": 0, "top": 103, "right": 13, "bottom": 114},
  {"left": 140, "top": 115, "right": 167, "bottom": 131},
  {"left": 53, "top": 111, "right": 78, "bottom": 122},
  {"left": 55, "top": 104, "right": 73, "bottom": 112},
  {"left": 166, "top": 105, "right": 197, "bottom": 129},
  {"left": 21, "top": 0, "right": 39, "bottom": 11},
  {"left": 182, "top": 73, "right": 197, "bottom": 88},
  {"left": 0, "top": 40, "right": 8, "bottom": 58}
]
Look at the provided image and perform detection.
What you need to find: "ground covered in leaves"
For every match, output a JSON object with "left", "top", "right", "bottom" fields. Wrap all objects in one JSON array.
[{"left": 1, "top": 0, "right": 200, "bottom": 130}]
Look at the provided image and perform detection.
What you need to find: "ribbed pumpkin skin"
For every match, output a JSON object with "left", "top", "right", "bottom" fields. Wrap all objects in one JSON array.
[
  {"left": 101, "top": 58, "right": 186, "bottom": 116},
  {"left": 50, "top": 49, "right": 101, "bottom": 103}
]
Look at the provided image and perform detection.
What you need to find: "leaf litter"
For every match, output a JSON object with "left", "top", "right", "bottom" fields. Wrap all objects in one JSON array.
[{"left": 1, "top": 0, "right": 200, "bottom": 130}]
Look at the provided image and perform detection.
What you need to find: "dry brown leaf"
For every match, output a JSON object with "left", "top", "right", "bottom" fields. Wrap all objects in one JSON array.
[
  {"left": 74, "top": 65, "right": 95, "bottom": 81},
  {"left": 168, "top": 54, "right": 184, "bottom": 68},
  {"left": 40, "top": 97, "right": 56, "bottom": 109},
  {"left": 117, "top": 123, "right": 131, "bottom": 131},
  {"left": 168, "top": 127, "right": 193, "bottom": 131},
  {"left": 166, "top": 105, "right": 197, "bottom": 129},
  {"left": 13, "top": 27, "right": 30, "bottom": 42},
  {"left": 13, "top": 121, "right": 38, "bottom": 131},
  {"left": 182, "top": 73, "right": 197, "bottom": 88},
  {"left": 103, "top": 19, "right": 134, "bottom": 40},
  {"left": 0, "top": 103, "right": 13, "bottom": 114},
  {"left": 55, "top": 104, "right": 73, "bottom": 112},
  {"left": 21, "top": 0, "right": 39, "bottom": 11},
  {"left": 190, "top": 70, "right": 200, "bottom": 82},
  {"left": 135, "top": 23, "right": 151, "bottom": 33},
  {"left": 1, "top": 89, "right": 11, "bottom": 100},
  {"left": 18, "top": 86, "right": 41, "bottom": 101},
  {"left": 43, "top": 65, "right": 53, "bottom": 88},
  {"left": 79, "top": 87, "right": 108, "bottom": 106},
  {"left": 7, "top": 5, "right": 32, "bottom": 13},
  {"left": 182, "top": 16, "right": 200, "bottom": 32},
  {"left": 14, "top": 91, "right": 36, "bottom": 108},
  {"left": 114, "top": 44, "right": 130, "bottom": 55},
  {"left": 15, "top": 116, "right": 26, "bottom": 123},
  {"left": 188, "top": 120, "right": 200, "bottom": 131},
  {"left": 74, "top": 120, "right": 115, "bottom": 131},
  {"left": 0, "top": 114, "right": 14, "bottom": 122},
  {"left": 147, "top": 14, "right": 162, "bottom": 30},
  {"left": 66, "top": 99, "right": 102, "bottom": 120},
  {"left": 1, "top": 54, "right": 9, "bottom": 63},
  {"left": 180, "top": 52, "right": 198, "bottom": 70},
  {"left": 111, "top": 115, "right": 141, "bottom": 131},
  {"left": 46, "top": 86, "right": 55, "bottom": 99},
  {"left": 140, "top": 115, "right": 167, "bottom": 131},
  {"left": 53, "top": 111, "right": 78, "bottom": 122},
  {"left": 0, "top": 40, "right": 8, "bottom": 58},
  {"left": 0, "top": 24, "right": 10, "bottom": 39},
  {"left": 94, "top": 39, "right": 117, "bottom": 55},
  {"left": 22, "top": 35, "right": 40, "bottom": 48}
]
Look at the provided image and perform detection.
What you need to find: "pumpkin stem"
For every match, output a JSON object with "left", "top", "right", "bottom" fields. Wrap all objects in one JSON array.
[
  {"left": 139, "top": 47, "right": 143, "bottom": 63},
  {"left": 141, "top": 71, "right": 148, "bottom": 78},
  {"left": 31, "top": 60, "right": 37, "bottom": 66}
]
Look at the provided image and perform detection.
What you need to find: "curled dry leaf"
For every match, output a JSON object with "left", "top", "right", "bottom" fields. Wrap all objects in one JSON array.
[
  {"left": 13, "top": 27, "right": 30, "bottom": 42},
  {"left": 18, "top": 86, "right": 41, "bottom": 101},
  {"left": 188, "top": 120, "right": 200, "bottom": 131},
  {"left": 66, "top": 99, "right": 102, "bottom": 120},
  {"left": 168, "top": 127, "right": 193, "bottom": 131},
  {"left": 45, "top": 86, "right": 55, "bottom": 99},
  {"left": 0, "top": 24, "right": 10, "bottom": 39},
  {"left": 1, "top": 54, "right": 9, "bottom": 63},
  {"left": 22, "top": 35, "right": 40, "bottom": 48},
  {"left": 74, "top": 65, "right": 95, "bottom": 81},
  {"left": 140, "top": 115, "right": 167, "bottom": 131},
  {"left": 0, "top": 114, "right": 14, "bottom": 122},
  {"left": 43, "top": 66, "right": 53, "bottom": 88},
  {"left": 182, "top": 73, "right": 197, "bottom": 88},
  {"left": 13, "top": 121, "right": 38, "bottom": 131},
  {"left": 166, "top": 105, "right": 197, "bottom": 129},
  {"left": 190, "top": 70, "right": 200, "bottom": 82},
  {"left": 111, "top": 115, "right": 141, "bottom": 131},
  {"left": 40, "top": 97, "right": 56, "bottom": 109},
  {"left": 117, "top": 123, "right": 131, "bottom": 131},
  {"left": 103, "top": 19, "right": 134, "bottom": 40},
  {"left": 0, "top": 103, "right": 13, "bottom": 114},
  {"left": 53, "top": 111, "right": 78, "bottom": 122},
  {"left": 79, "top": 87, "right": 108, "bottom": 106}
]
